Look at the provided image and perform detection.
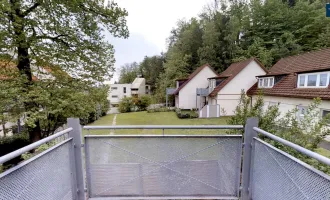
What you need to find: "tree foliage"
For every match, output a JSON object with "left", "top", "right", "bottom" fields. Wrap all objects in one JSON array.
[
  {"left": 0, "top": 0, "right": 128, "bottom": 141},
  {"left": 229, "top": 91, "right": 330, "bottom": 173},
  {"left": 118, "top": 55, "right": 165, "bottom": 93},
  {"left": 152, "top": 0, "right": 330, "bottom": 101}
]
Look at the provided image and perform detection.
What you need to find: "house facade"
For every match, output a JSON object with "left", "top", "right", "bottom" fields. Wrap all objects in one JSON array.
[
  {"left": 172, "top": 64, "right": 218, "bottom": 110},
  {"left": 107, "top": 77, "right": 150, "bottom": 107},
  {"left": 247, "top": 48, "right": 330, "bottom": 121},
  {"left": 207, "top": 58, "right": 267, "bottom": 116}
]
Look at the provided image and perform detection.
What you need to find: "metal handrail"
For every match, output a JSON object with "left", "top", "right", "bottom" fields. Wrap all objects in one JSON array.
[
  {"left": 253, "top": 127, "right": 330, "bottom": 166},
  {"left": 0, "top": 127, "right": 73, "bottom": 164},
  {"left": 83, "top": 125, "right": 244, "bottom": 129}
]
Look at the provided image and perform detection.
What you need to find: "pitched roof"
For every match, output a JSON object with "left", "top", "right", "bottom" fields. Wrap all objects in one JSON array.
[
  {"left": 209, "top": 58, "right": 267, "bottom": 97},
  {"left": 247, "top": 48, "right": 330, "bottom": 100},
  {"left": 267, "top": 48, "right": 330, "bottom": 75},
  {"left": 173, "top": 64, "right": 218, "bottom": 95}
]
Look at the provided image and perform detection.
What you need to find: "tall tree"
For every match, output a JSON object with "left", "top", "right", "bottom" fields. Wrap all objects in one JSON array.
[
  {"left": 118, "top": 62, "right": 140, "bottom": 83},
  {"left": 0, "top": 0, "right": 128, "bottom": 141},
  {"left": 140, "top": 55, "right": 165, "bottom": 93}
]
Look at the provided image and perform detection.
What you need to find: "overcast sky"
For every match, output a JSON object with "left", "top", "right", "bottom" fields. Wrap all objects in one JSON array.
[{"left": 105, "top": 0, "right": 212, "bottom": 83}]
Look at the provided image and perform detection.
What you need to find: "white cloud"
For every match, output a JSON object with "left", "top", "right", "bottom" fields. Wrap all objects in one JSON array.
[{"left": 105, "top": 0, "right": 212, "bottom": 83}]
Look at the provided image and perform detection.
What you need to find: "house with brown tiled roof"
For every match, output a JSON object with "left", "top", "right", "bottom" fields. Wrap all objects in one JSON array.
[
  {"left": 205, "top": 58, "right": 267, "bottom": 116},
  {"left": 170, "top": 64, "right": 218, "bottom": 110},
  {"left": 166, "top": 58, "right": 267, "bottom": 117},
  {"left": 247, "top": 48, "right": 330, "bottom": 121}
]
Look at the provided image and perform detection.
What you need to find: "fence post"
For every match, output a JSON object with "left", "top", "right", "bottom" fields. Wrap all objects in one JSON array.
[
  {"left": 68, "top": 118, "right": 86, "bottom": 200},
  {"left": 241, "top": 117, "right": 259, "bottom": 200}
]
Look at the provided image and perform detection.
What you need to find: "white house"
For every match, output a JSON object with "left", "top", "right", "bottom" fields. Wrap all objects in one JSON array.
[
  {"left": 206, "top": 58, "right": 267, "bottom": 116},
  {"left": 107, "top": 77, "right": 150, "bottom": 107},
  {"left": 172, "top": 64, "right": 218, "bottom": 110},
  {"left": 247, "top": 48, "right": 330, "bottom": 121}
]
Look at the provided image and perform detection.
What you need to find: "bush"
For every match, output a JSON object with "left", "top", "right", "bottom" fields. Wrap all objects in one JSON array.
[
  {"left": 0, "top": 133, "right": 30, "bottom": 167},
  {"left": 175, "top": 109, "right": 199, "bottom": 119},
  {"left": 147, "top": 107, "right": 174, "bottom": 113},
  {"left": 135, "top": 95, "right": 151, "bottom": 111},
  {"left": 228, "top": 90, "right": 330, "bottom": 174},
  {"left": 118, "top": 97, "right": 134, "bottom": 113}
]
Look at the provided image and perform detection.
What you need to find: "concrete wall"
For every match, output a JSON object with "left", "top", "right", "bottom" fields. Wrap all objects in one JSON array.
[
  {"left": 178, "top": 67, "right": 217, "bottom": 109},
  {"left": 252, "top": 95, "right": 330, "bottom": 119},
  {"left": 108, "top": 84, "right": 132, "bottom": 105},
  {"left": 216, "top": 60, "right": 266, "bottom": 116},
  {"left": 137, "top": 79, "right": 146, "bottom": 95}
]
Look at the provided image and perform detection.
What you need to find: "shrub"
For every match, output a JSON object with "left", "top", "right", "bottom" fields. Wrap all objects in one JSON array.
[
  {"left": 118, "top": 97, "right": 133, "bottom": 113},
  {"left": 147, "top": 107, "right": 174, "bottom": 113},
  {"left": 228, "top": 90, "right": 330, "bottom": 174},
  {"left": 175, "top": 109, "right": 199, "bottom": 119},
  {"left": 135, "top": 95, "right": 151, "bottom": 111},
  {"left": 0, "top": 133, "right": 30, "bottom": 167}
]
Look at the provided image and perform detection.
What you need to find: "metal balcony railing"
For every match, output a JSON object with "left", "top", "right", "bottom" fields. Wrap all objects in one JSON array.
[{"left": 0, "top": 118, "right": 330, "bottom": 200}]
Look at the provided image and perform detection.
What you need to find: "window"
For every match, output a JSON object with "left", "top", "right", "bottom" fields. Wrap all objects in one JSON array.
[
  {"left": 320, "top": 73, "right": 328, "bottom": 86},
  {"left": 123, "top": 87, "right": 126, "bottom": 93},
  {"left": 299, "top": 75, "right": 305, "bottom": 87},
  {"left": 297, "top": 105, "right": 307, "bottom": 122},
  {"left": 258, "top": 77, "right": 274, "bottom": 88},
  {"left": 258, "top": 79, "right": 263, "bottom": 87},
  {"left": 111, "top": 95, "right": 118, "bottom": 98},
  {"left": 298, "top": 72, "right": 330, "bottom": 88},
  {"left": 322, "top": 110, "right": 330, "bottom": 124},
  {"left": 111, "top": 87, "right": 118, "bottom": 91},
  {"left": 307, "top": 74, "right": 317, "bottom": 86}
]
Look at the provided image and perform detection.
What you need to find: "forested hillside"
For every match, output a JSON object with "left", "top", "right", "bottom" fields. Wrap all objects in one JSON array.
[{"left": 119, "top": 0, "right": 330, "bottom": 101}]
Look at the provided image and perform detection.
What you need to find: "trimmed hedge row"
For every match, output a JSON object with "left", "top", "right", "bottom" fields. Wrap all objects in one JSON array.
[
  {"left": 0, "top": 133, "right": 30, "bottom": 166},
  {"left": 147, "top": 107, "right": 175, "bottom": 113},
  {"left": 175, "top": 109, "right": 199, "bottom": 119}
]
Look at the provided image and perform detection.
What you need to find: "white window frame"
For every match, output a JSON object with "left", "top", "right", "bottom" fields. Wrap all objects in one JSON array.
[
  {"left": 258, "top": 77, "right": 274, "bottom": 88},
  {"left": 321, "top": 109, "right": 330, "bottom": 125},
  {"left": 297, "top": 72, "right": 330, "bottom": 88}
]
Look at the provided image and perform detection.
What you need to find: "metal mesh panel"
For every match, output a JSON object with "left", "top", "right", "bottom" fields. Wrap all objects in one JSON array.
[
  {"left": 251, "top": 138, "right": 330, "bottom": 200},
  {"left": 0, "top": 139, "right": 74, "bottom": 200},
  {"left": 85, "top": 136, "right": 242, "bottom": 198}
]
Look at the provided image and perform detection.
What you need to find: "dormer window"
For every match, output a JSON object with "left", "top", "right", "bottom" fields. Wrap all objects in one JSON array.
[
  {"left": 258, "top": 77, "right": 274, "bottom": 88},
  {"left": 297, "top": 72, "right": 330, "bottom": 88}
]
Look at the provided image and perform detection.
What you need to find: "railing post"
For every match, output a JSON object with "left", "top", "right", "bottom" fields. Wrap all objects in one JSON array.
[
  {"left": 241, "top": 117, "right": 259, "bottom": 200},
  {"left": 68, "top": 118, "right": 86, "bottom": 200}
]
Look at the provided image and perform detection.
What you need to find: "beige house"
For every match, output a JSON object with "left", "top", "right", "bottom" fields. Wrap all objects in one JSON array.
[
  {"left": 206, "top": 58, "right": 267, "bottom": 116},
  {"left": 172, "top": 64, "right": 218, "bottom": 110},
  {"left": 247, "top": 48, "right": 330, "bottom": 121},
  {"left": 107, "top": 77, "right": 151, "bottom": 107}
]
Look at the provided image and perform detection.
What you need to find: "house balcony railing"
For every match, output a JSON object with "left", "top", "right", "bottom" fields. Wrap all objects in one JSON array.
[
  {"left": 1, "top": 118, "right": 330, "bottom": 200},
  {"left": 196, "top": 88, "right": 209, "bottom": 96}
]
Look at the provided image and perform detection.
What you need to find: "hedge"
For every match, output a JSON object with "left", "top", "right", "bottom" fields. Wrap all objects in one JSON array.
[
  {"left": 0, "top": 133, "right": 30, "bottom": 166},
  {"left": 175, "top": 109, "right": 199, "bottom": 119}
]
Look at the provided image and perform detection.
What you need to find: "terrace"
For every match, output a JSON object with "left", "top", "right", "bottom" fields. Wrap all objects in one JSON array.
[{"left": 0, "top": 118, "right": 330, "bottom": 200}]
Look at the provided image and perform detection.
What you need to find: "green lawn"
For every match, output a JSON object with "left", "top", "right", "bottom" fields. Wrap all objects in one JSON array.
[
  {"left": 84, "top": 111, "right": 232, "bottom": 135},
  {"left": 316, "top": 148, "right": 330, "bottom": 158},
  {"left": 83, "top": 112, "right": 330, "bottom": 158}
]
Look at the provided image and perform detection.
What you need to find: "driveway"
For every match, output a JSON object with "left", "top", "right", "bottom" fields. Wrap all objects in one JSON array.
[{"left": 107, "top": 107, "right": 119, "bottom": 114}]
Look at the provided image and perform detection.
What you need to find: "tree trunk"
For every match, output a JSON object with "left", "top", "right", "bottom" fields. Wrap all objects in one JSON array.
[
  {"left": 2, "top": 122, "right": 6, "bottom": 137},
  {"left": 10, "top": 1, "right": 41, "bottom": 142},
  {"left": 28, "top": 120, "right": 42, "bottom": 143}
]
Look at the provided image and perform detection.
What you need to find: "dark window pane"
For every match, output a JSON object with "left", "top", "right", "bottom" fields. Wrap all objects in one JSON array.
[
  {"left": 320, "top": 74, "right": 328, "bottom": 86},
  {"left": 307, "top": 75, "right": 317, "bottom": 86},
  {"left": 299, "top": 75, "right": 305, "bottom": 87}
]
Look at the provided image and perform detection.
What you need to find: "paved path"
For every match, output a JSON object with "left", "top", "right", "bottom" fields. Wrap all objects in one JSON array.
[
  {"left": 110, "top": 114, "right": 117, "bottom": 135},
  {"left": 107, "top": 107, "right": 119, "bottom": 114}
]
